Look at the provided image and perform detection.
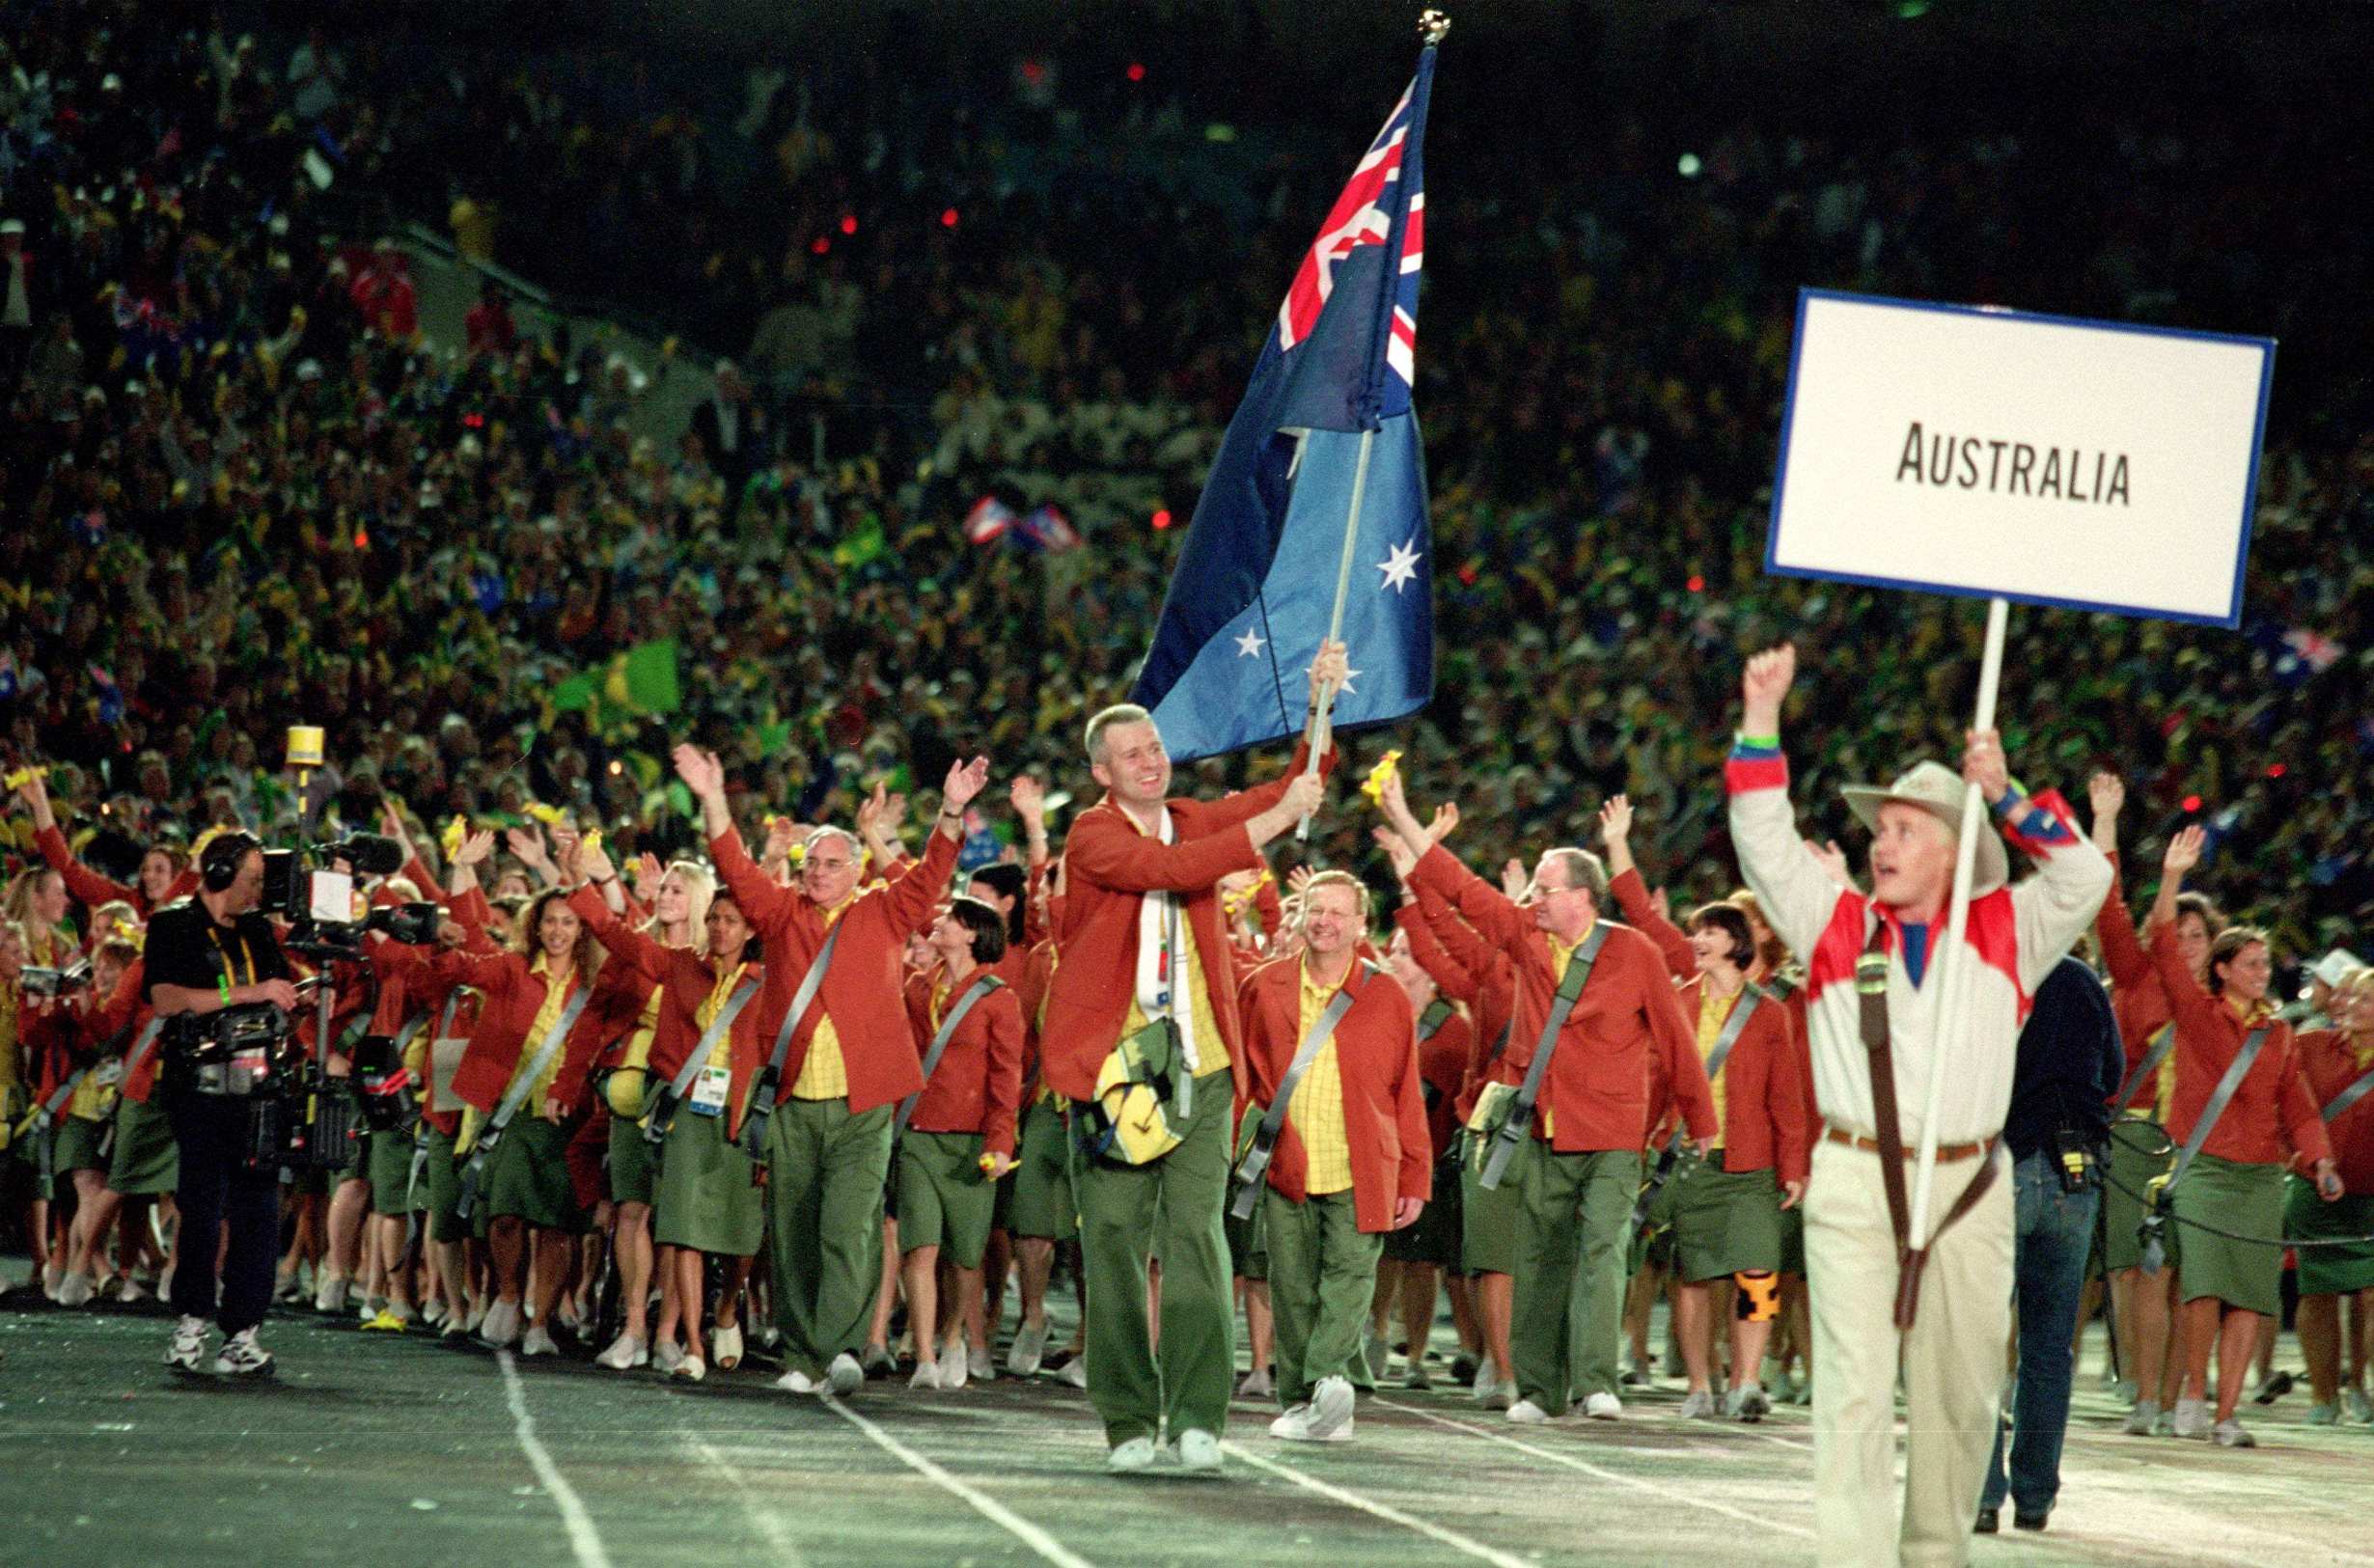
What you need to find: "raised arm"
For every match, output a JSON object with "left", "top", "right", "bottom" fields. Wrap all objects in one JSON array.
[
  {"left": 1989, "top": 753, "right": 2112, "bottom": 990},
  {"left": 1726, "top": 645, "right": 1849, "bottom": 960},
  {"left": 1602, "top": 793, "right": 1695, "bottom": 980}
]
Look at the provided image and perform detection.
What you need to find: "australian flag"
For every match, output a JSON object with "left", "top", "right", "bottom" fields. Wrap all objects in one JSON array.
[{"left": 1129, "top": 41, "right": 1441, "bottom": 760}]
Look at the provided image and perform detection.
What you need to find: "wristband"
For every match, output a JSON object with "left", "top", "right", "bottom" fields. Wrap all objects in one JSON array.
[
  {"left": 939, "top": 808, "right": 962, "bottom": 822},
  {"left": 217, "top": 976, "right": 232, "bottom": 1005},
  {"left": 1734, "top": 731, "right": 1780, "bottom": 750}
]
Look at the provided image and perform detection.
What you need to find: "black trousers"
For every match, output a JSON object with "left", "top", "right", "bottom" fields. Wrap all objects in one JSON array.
[{"left": 162, "top": 1089, "right": 283, "bottom": 1334}]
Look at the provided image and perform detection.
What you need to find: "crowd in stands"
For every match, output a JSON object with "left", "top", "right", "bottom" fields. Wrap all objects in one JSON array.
[{"left": 2, "top": 0, "right": 2371, "bottom": 959}]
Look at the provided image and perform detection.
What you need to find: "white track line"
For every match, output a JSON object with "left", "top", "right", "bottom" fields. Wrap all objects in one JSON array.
[
  {"left": 1375, "top": 1398, "right": 1817, "bottom": 1540},
  {"left": 820, "top": 1395, "right": 1099, "bottom": 1568},
  {"left": 1220, "top": 1440, "right": 1534, "bottom": 1568},
  {"left": 495, "top": 1349, "right": 614, "bottom": 1568},
  {"left": 677, "top": 1427, "right": 811, "bottom": 1566}
]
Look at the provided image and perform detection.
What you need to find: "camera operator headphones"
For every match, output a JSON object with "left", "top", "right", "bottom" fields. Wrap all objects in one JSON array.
[{"left": 201, "top": 831, "right": 263, "bottom": 893}]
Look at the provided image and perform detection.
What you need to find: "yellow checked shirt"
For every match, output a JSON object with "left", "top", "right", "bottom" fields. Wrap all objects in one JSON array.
[
  {"left": 699, "top": 963, "right": 749, "bottom": 1068},
  {"left": 1697, "top": 985, "right": 1739, "bottom": 1142},
  {"left": 1285, "top": 961, "right": 1354, "bottom": 1196},
  {"left": 790, "top": 898, "right": 858, "bottom": 1100},
  {"left": 1534, "top": 921, "right": 1594, "bottom": 1142}
]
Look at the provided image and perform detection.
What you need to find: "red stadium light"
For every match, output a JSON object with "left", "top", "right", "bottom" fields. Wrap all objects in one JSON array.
[
  {"left": 1151, "top": 508, "right": 1173, "bottom": 531},
  {"left": 812, "top": 235, "right": 831, "bottom": 255},
  {"left": 1126, "top": 62, "right": 1146, "bottom": 82},
  {"left": 352, "top": 528, "right": 370, "bottom": 549},
  {"left": 1686, "top": 573, "right": 1705, "bottom": 593},
  {"left": 840, "top": 214, "right": 858, "bottom": 235},
  {"left": 2181, "top": 793, "right": 2202, "bottom": 812},
  {"left": 940, "top": 206, "right": 960, "bottom": 229},
  {"left": 2266, "top": 763, "right": 2286, "bottom": 779}
]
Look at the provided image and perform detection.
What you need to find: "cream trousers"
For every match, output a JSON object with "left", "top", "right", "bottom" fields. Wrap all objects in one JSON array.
[{"left": 1806, "top": 1137, "right": 2013, "bottom": 1568}]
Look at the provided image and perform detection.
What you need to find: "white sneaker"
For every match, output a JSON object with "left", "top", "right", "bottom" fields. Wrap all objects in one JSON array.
[
  {"left": 157, "top": 1264, "right": 176, "bottom": 1302},
  {"left": 1678, "top": 1389, "right": 1719, "bottom": 1419},
  {"left": 910, "top": 1360, "right": 942, "bottom": 1390},
  {"left": 41, "top": 1261, "right": 64, "bottom": 1299},
  {"left": 165, "top": 1315, "right": 209, "bottom": 1372},
  {"left": 421, "top": 1300, "right": 449, "bottom": 1329},
  {"left": 215, "top": 1327, "right": 274, "bottom": 1377},
  {"left": 1236, "top": 1366, "right": 1274, "bottom": 1399},
  {"left": 1507, "top": 1398, "right": 1553, "bottom": 1425},
  {"left": 1303, "top": 1375, "right": 1355, "bottom": 1442},
  {"left": 1727, "top": 1385, "right": 1771, "bottom": 1421},
  {"left": 1269, "top": 1403, "right": 1313, "bottom": 1439},
  {"left": 712, "top": 1324, "right": 743, "bottom": 1371},
  {"left": 2211, "top": 1417, "right": 2255, "bottom": 1448},
  {"left": 1061, "top": 1357, "right": 1089, "bottom": 1389},
  {"left": 117, "top": 1277, "right": 150, "bottom": 1306},
  {"left": 315, "top": 1275, "right": 349, "bottom": 1315},
  {"left": 1483, "top": 1379, "right": 1515, "bottom": 1411},
  {"left": 1173, "top": 1429, "right": 1224, "bottom": 1473},
  {"left": 596, "top": 1333, "right": 649, "bottom": 1371},
  {"left": 940, "top": 1347, "right": 968, "bottom": 1390},
  {"left": 464, "top": 1299, "right": 490, "bottom": 1335},
  {"left": 2347, "top": 1388, "right": 2374, "bottom": 1425},
  {"left": 481, "top": 1300, "right": 522, "bottom": 1349},
  {"left": 519, "top": 1324, "right": 558, "bottom": 1359},
  {"left": 774, "top": 1368, "right": 818, "bottom": 1394},
  {"left": 1008, "top": 1318, "right": 1050, "bottom": 1377},
  {"left": 2171, "top": 1398, "right": 2212, "bottom": 1439},
  {"left": 676, "top": 1354, "right": 706, "bottom": 1383},
  {"left": 655, "top": 1338, "right": 686, "bottom": 1374},
  {"left": 1585, "top": 1391, "right": 1623, "bottom": 1420},
  {"left": 827, "top": 1352, "right": 864, "bottom": 1395},
  {"left": 56, "top": 1272, "right": 94, "bottom": 1307},
  {"left": 359, "top": 1293, "right": 384, "bottom": 1322},
  {"left": 1473, "top": 1361, "right": 1499, "bottom": 1405},
  {"left": 1105, "top": 1436, "right": 1159, "bottom": 1474},
  {"left": 968, "top": 1344, "right": 995, "bottom": 1385},
  {"left": 2122, "top": 1400, "right": 2161, "bottom": 1436}
]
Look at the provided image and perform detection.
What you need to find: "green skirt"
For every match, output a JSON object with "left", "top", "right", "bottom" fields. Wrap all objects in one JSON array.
[
  {"left": 54, "top": 1113, "right": 108, "bottom": 1176},
  {"left": 896, "top": 1130, "right": 996, "bottom": 1270},
  {"left": 479, "top": 1116, "right": 588, "bottom": 1235},
  {"left": 1670, "top": 1156, "right": 1783, "bottom": 1282},
  {"left": 2286, "top": 1179, "right": 2374, "bottom": 1298},
  {"left": 106, "top": 1097, "right": 179, "bottom": 1196},
  {"left": 2103, "top": 1117, "right": 2171, "bottom": 1274},
  {"left": 609, "top": 1114, "right": 655, "bottom": 1208},
  {"left": 367, "top": 1127, "right": 415, "bottom": 1217},
  {"left": 2168, "top": 1153, "right": 2285, "bottom": 1314},
  {"left": 1227, "top": 1193, "right": 1269, "bottom": 1281},
  {"left": 1460, "top": 1144, "right": 1521, "bottom": 1277},
  {"left": 1008, "top": 1099, "right": 1077, "bottom": 1242},
  {"left": 1778, "top": 1200, "right": 1807, "bottom": 1278},
  {"left": 421, "top": 1126, "right": 467, "bottom": 1244},
  {"left": 1385, "top": 1152, "right": 1464, "bottom": 1266},
  {"left": 653, "top": 1108, "right": 762, "bottom": 1256}
]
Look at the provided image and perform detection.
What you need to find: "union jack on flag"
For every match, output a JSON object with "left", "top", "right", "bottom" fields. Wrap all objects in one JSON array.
[{"left": 1276, "top": 82, "right": 1425, "bottom": 410}]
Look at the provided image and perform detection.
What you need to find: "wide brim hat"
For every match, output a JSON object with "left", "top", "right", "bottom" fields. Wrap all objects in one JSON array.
[{"left": 1840, "top": 759, "right": 2008, "bottom": 896}]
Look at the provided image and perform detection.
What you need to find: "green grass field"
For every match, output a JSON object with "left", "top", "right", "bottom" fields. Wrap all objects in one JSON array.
[{"left": 5, "top": 1277, "right": 2370, "bottom": 1568}]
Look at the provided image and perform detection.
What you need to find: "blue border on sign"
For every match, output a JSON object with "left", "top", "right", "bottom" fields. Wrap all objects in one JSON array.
[{"left": 1764, "top": 286, "right": 2277, "bottom": 630}]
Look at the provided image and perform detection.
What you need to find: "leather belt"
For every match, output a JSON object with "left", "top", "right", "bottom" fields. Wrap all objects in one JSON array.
[{"left": 1824, "top": 1124, "right": 1991, "bottom": 1164}]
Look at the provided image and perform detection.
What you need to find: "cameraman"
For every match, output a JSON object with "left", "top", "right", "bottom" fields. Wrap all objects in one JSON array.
[
  {"left": 1976, "top": 951, "right": 2122, "bottom": 1534},
  {"left": 147, "top": 833, "right": 297, "bottom": 1376}
]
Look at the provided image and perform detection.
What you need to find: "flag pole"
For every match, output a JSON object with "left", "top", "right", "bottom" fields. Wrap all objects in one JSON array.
[
  {"left": 1297, "top": 8, "right": 1449, "bottom": 842},
  {"left": 1902, "top": 593, "right": 2009, "bottom": 1292},
  {"left": 1295, "top": 426, "right": 1377, "bottom": 841}
]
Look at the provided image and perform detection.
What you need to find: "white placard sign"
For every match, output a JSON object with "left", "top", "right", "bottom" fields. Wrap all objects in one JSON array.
[{"left": 1768, "top": 289, "right": 2275, "bottom": 627}]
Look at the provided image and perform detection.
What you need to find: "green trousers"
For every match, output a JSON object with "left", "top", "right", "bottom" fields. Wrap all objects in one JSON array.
[
  {"left": 764, "top": 1097, "right": 894, "bottom": 1379},
  {"left": 1262, "top": 1187, "right": 1382, "bottom": 1408},
  {"left": 1506, "top": 1140, "right": 1640, "bottom": 1415},
  {"left": 1073, "top": 1067, "right": 1234, "bottom": 1447}
]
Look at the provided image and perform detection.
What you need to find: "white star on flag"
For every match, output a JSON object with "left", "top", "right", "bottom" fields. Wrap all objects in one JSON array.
[
  {"left": 1376, "top": 537, "right": 1423, "bottom": 593},
  {"left": 1338, "top": 663, "right": 1362, "bottom": 695},
  {"left": 1234, "top": 627, "right": 1266, "bottom": 658}
]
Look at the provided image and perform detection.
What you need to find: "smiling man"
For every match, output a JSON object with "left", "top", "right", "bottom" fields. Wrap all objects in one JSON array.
[
  {"left": 1726, "top": 644, "right": 2111, "bottom": 1568},
  {"left": 1039, "top": 641, "right": 1342, "bottom": 1476}
]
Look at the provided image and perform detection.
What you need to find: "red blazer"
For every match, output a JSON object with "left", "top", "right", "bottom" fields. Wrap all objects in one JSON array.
[
  {"left": 1237, "top": 955, "right": 1429, "bottom": 1233},
  {"left": 36, "top": 824, "right": 200, "bottom": 921},
  {"left": 1411, "top": 844, "right": 1716, "bottom": 1154},
  {"left": 553, "top": 948, "right": 661, "bottom": 1114},
  {"left": 1402, "top": 879, "right": 1517, "bottom": 1119},
  {"left": 2150, "top": 925, "right": 2329, "bottom": 1169},
  {"left": 900, "top": 967, "right": 1027, "bottom": 1155},
  {"left": 712, "top": 823, "right": 955, "bottom": 1116},
  {"left": 1038, "top": 742, "right": 1330, "bottom": 1105},
  {"left": 569, "top": 888, "right": 775, "bottom": 1140},
  {"left": 429, "top": 945, "right": 594, "bottom": 1115},
  {"left": 1668, "top": 975, "right": 1808, "bottom": 1185},
  {"left": 1412, "top": 998, "right": 1473, "bottom": 1160},
  {"left": 2096, "top": 854, "right": 2175, "bottom": 1113},
  {"left": 2297, "top": 1030, "right": 2374, "bottom": 1192}
]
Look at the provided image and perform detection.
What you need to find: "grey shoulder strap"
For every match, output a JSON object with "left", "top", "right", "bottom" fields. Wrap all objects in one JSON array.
[
  {"left": 1230, "top": 964, "right": 1373, "bottom": 1219},
  {"left": 1477, "top": 922, "right": 1612, "bottom": 1190},
  {"left": 896, "top": 974, "right": 1007, "bottom": 1136},
  {"left": 2166, "top": 1027, "right": 2273, "bottom": 1192}
]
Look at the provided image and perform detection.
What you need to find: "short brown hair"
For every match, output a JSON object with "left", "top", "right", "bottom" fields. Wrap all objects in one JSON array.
[
  {"left": 1300, "top": 869, "right": 1371, "bottom": 925},
  {"left": 2206, "top": 926, "right": 2268, "bottom": 995}
]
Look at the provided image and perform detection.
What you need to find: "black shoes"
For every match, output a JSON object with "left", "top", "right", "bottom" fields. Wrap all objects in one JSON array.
[
  {"left": 2014, "top": 1511, "right": 2050, "bottom": 1532},
  {"left": 1974, "top": 1509, "right": 1999, "bottom": 1534}
]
